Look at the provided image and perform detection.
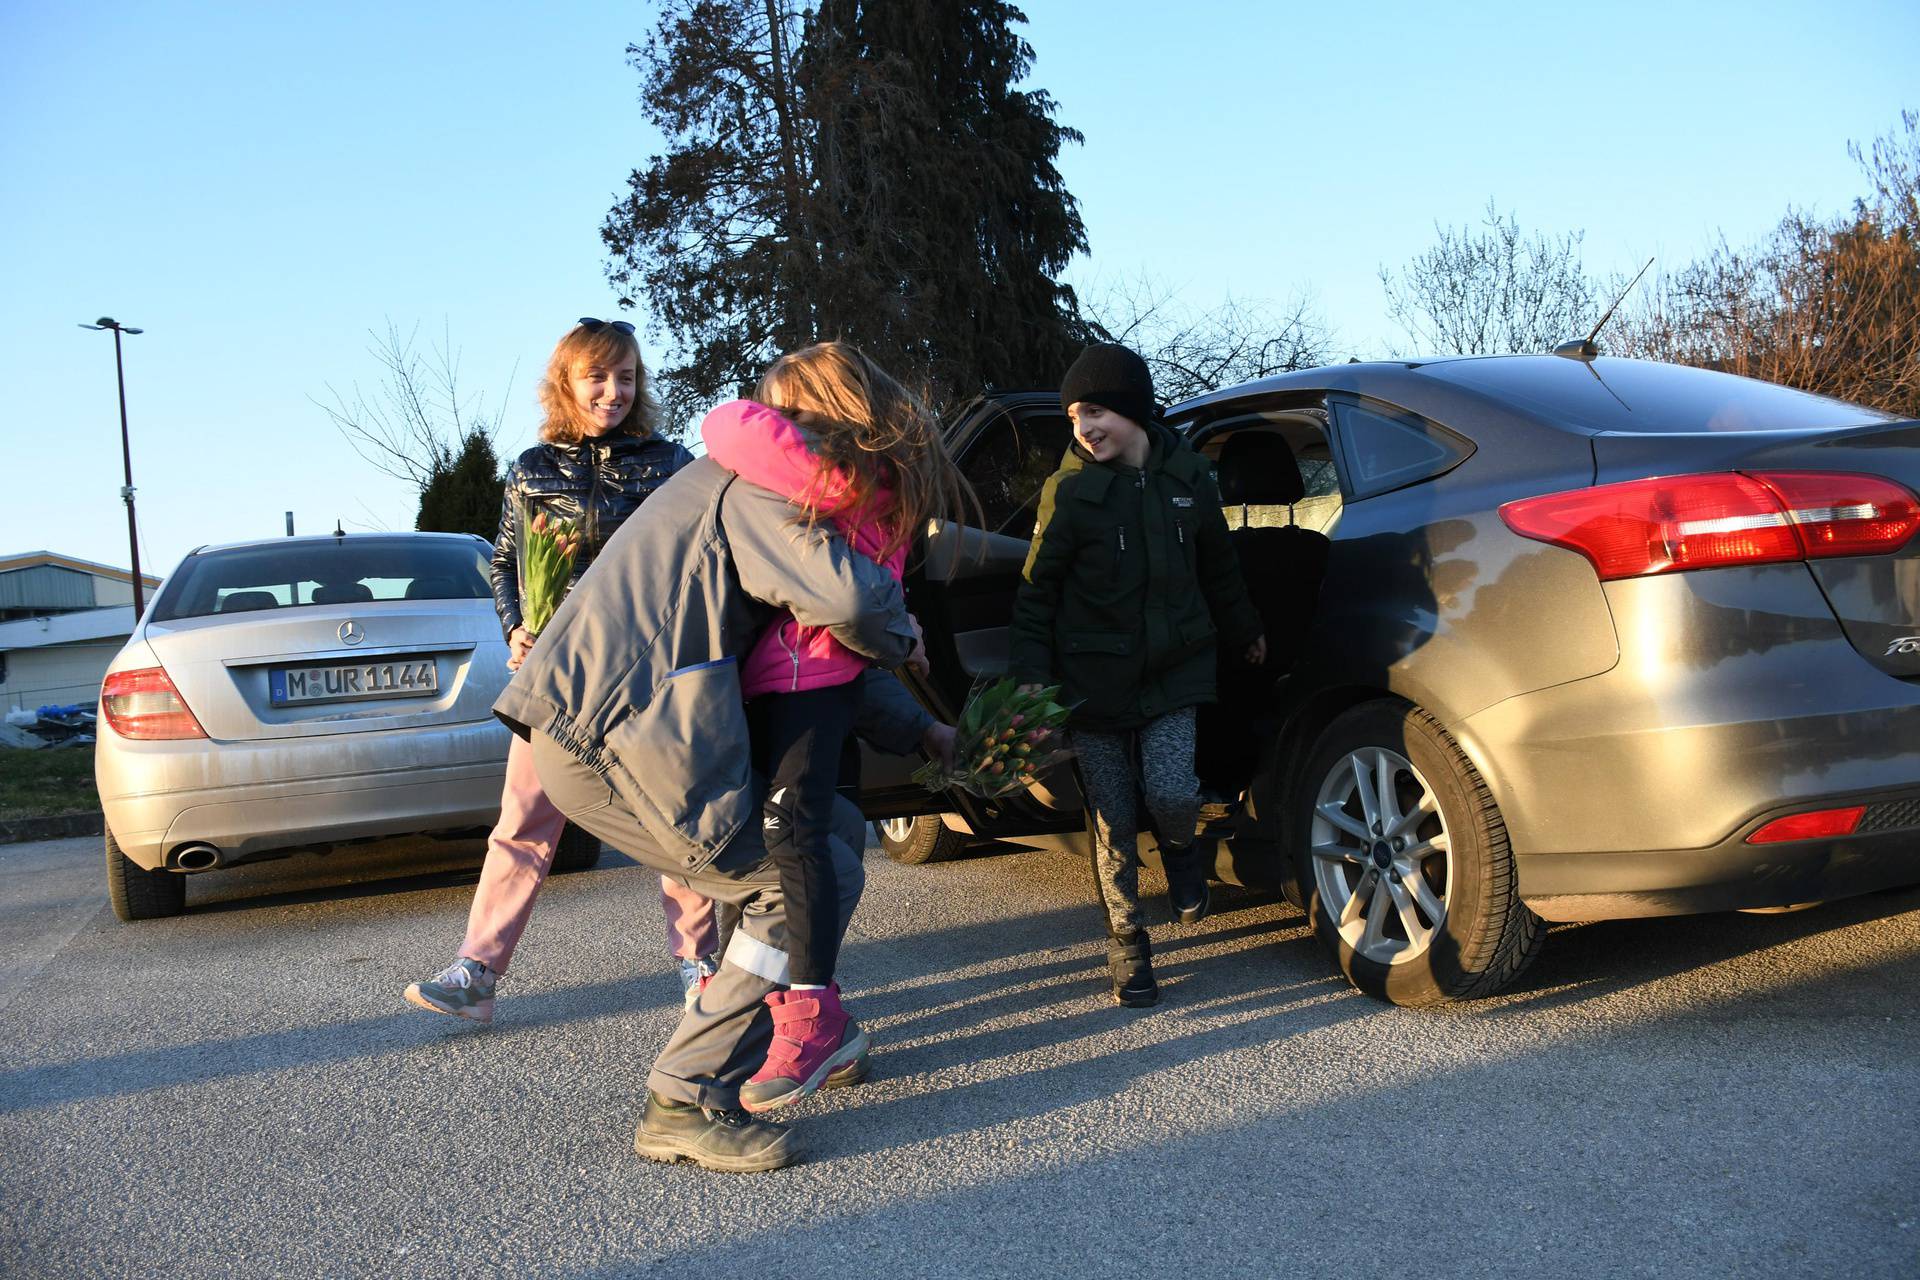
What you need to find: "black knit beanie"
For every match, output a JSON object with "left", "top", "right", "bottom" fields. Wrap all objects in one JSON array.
[{"left": 1060, "top": 342, "right": 1157, "bottom": 427}]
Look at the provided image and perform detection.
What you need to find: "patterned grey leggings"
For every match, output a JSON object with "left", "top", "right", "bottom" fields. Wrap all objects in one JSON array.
[{"left": 1072, "top": 707, "right": 1200, "bottom": 937}]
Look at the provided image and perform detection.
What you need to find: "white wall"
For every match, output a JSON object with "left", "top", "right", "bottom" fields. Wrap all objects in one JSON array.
[
  {"left": 92, "top": 576, "right": 136, "bottom": 607},
  {"left": 0, "top": 642, "right": 124, "bottom": 712}
]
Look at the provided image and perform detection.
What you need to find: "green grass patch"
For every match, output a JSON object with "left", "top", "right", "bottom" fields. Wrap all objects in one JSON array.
[{"left": 0, "top": 746, "right": 99, "bottom": 820}]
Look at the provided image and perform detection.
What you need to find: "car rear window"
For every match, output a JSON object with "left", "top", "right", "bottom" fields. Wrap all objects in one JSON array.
[
  {"left": 153, "top": 538, "right": 493, "bottom": 622},
  {"left": 1422, "top": 356, "right": 1903, "bottom": 434}
]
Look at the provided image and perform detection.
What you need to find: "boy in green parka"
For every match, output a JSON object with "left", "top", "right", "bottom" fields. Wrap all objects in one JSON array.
[{"left": 1008, "top": 343, "right": 1266, "bottom": 1006}]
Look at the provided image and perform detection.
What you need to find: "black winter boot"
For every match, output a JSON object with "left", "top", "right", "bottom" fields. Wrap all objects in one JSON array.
[
  {"left": 1160, "top": 841, "right": 1211, "bottom": 925},
  {"left": 1107, "top": 931, "right": 1158, "bottom": 1007},
  {"left": 632, "top": 1091, "right": 800, "bottom": 1173}
]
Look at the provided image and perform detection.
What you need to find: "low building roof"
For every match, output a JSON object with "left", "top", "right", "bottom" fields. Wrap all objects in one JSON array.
[{"left": 0, "top": 551, "right": 160, "bottom": 589}]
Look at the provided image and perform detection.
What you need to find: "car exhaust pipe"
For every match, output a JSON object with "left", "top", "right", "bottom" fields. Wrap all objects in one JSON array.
[{"left": 170, "top": 843, "right": 223, "bottom": 872}]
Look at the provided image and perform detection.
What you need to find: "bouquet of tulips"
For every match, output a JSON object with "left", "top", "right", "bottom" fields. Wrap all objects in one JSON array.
[
  {"left": 914, "top": 678, "right": 1075, "bottom": 799},
  {"left": 516, "top": 504, "right": 583, "bottom": 636}
]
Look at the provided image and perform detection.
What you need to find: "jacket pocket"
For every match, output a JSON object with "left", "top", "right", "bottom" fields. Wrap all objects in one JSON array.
[
  {"left": 1175, "top": 614, "right": 1218, "bottom": 659},
  {"left": 1064, "top": 630, "right": 1134, "bottom": 657},
  {"left": 604, "top": 657, "right": 757, "bottom": 870},
  {"left": 1060, "top": 629, "right": 1141, "bottom": 721}
]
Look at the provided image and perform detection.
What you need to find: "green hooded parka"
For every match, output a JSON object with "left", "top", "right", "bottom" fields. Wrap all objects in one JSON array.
[{"left": 1007, "top": 424, "right": 1263, "bottom": 731}]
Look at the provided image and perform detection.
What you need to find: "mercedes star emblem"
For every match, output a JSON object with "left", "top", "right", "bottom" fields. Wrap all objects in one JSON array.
[{"left": 339, "top": 620, "right": 366, "bottom": 646}]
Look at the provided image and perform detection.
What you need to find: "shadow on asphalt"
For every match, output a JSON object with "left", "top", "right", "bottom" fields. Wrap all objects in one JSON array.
[
  {"left": 178, "top": 839, "right": 642, "bottom": 917},
  {"left": 806, "top": 881, "right": 1920, "bottom": 1162},
  {"left": 1503, "top": 882, "right": 1920, "bottom": 1006},
  {"left": 6, "top": 846, "right": 1916, "bottom": 1123}
]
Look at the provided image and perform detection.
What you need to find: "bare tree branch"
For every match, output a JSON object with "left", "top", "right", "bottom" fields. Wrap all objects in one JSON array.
[
  {"left": 1083, "top": 272, "right": 1331, "bottom": 405},
  {"left": 1379, "top": 201, "right": 1598, "bottom": 356},
  {"left": 313, "top": 320, "right": 513, "bottom": 489}
]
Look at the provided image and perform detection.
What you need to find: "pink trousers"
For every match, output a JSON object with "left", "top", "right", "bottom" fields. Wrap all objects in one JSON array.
[{"left": 459, "top": 734, "right": 718, "bottom": 974}]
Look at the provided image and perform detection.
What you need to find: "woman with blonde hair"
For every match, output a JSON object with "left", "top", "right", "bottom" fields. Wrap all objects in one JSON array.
[{"left": 404, "top": 317, "right": 715, "bottom": 1023}]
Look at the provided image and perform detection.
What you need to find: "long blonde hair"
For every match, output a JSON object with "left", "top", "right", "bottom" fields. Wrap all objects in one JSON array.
[
  {"left": 753, "top": 342, "right": 978, "bottom": 561},
  {"left": 536, "top": 321, "right": 661, "bottom": 444}
]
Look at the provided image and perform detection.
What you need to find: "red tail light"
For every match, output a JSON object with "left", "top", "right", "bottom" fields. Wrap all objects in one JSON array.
[
  {"left": 1750, "top": 471, "right": 1920, "bottom": 558},
  {"left": 1500, "top": 471, "right": 1920, "bottom": 580},
  {"left": 100, "top": 667, "right": 207, "bottom": 740},
  {"left": 1746, "top": 806, "right": 1865, "bottom": 845}
]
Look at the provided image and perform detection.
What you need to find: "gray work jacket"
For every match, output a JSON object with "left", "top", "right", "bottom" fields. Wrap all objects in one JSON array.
[{"left": 494, "top": 456, "right": 917, "bottom": 871}]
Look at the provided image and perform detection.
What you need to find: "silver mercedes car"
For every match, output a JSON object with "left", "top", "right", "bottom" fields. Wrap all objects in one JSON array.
[{"left": 94, "top": 532, "right": 584, "bottom": 921}]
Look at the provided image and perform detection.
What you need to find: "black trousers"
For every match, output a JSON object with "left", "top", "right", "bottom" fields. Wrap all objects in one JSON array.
[{"left": 749, "top": 683, "right": 861, "bottom": 986}]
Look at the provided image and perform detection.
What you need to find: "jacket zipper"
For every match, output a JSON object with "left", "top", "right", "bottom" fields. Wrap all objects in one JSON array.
[
  {"left": 584, "top": 440, "right": 604, "bottom": 559},
  {"left": 781, "top": 627, "right": 802, "bottom": 691}
]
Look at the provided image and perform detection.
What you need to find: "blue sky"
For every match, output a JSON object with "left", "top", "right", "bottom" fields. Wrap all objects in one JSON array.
[{"left": 2, "top": 0, "right": 1914, "bottom": 579}]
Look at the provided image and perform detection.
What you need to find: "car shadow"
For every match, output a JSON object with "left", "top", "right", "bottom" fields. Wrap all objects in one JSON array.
[
  {"left": 179, "top": 837, "right": 643, "bottom": 917},
  {"left": 1493, "top": 883, "right": 1920, "bottom": 1011}
]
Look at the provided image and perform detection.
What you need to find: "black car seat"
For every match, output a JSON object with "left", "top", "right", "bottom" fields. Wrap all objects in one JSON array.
[
  {"left": 312, "top": 582, "right": 373, "bottom": 605},
  {"left": 1214, "top": 431, "right": 1329, "bottom": 674},
  {"left": 1197, "top": 430, "right": 1331, "bottom": 787},
  {"left": 403, "top": 576, "right": 457, "bottom": 600},
  {"left": 218, "top": 590, "right": 279, "bottom": 613}
]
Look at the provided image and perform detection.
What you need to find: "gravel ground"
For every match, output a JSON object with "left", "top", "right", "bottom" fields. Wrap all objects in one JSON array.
[{"left": 1, "top": 832, "right": 1916, "bottom": 1279}]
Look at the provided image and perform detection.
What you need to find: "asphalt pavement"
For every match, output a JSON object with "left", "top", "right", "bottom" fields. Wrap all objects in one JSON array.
[{"left": 1, "top": 831, "right": 1916, "bottom": 1279}]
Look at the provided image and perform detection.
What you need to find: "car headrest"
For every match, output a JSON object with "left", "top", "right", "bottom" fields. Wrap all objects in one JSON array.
[
  {"left": 218, "top": 590, "right": 279, "bottom": 613},
  {"left": 312, "top": 582, "right": 373, "bottom": 605},
  {"left": 403, "top": 576, "right": 457, "bottom": 600},
  {"left": 1216, "top": 431, "right": 1305, "bottom": 506}
]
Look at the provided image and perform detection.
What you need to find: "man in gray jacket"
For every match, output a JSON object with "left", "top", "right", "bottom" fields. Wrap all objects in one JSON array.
[{"left": 494, "top": 455, "right": 930, "bottom": 1172}]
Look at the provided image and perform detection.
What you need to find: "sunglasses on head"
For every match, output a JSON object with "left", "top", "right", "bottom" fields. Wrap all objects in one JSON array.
[{"left": 577, "top": 316, "right": 636, "bottom": 335}]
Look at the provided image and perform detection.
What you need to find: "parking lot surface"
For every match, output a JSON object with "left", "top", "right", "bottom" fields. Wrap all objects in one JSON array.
[{"left": 1, "top": 831, "right": 1916, "bottom": 1278}]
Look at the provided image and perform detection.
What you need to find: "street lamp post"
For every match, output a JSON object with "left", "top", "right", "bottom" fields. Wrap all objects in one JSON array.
[{"left": 79, "top": 317, "right": 146, "bottom": 618}]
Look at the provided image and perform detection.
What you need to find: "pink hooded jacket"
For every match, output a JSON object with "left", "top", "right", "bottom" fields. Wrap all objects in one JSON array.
[{"left": 700, "top": 400, "right": 907, "bottom": 699}]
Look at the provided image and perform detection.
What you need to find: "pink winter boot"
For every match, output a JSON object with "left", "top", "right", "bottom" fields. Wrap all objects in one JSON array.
[{"left": 739, "top": 984, "right": 871, "bottom": 1113}]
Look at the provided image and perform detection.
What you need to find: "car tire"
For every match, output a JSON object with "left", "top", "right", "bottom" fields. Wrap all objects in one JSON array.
[
  {"left": 105, "top": 827, "right": 186, "bottom": 922},
  {"left": 550, "top": 822, "right": 603, "bottom": 873},
  {"left": 1294, "top": 699, "right": 1545, "bottom": 1006},
  {"left": 877, "top": 815, "right": 967, "bottom": 865}
]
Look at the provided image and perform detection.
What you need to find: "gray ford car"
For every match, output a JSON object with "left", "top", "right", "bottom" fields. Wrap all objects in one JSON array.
[{"left": 864, "top": 354, "right": 1920, "bottom": 1006}]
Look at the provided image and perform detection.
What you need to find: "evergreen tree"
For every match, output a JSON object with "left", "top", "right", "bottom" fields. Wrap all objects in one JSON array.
[
  {"left": 603, "top": 1, "right": 820, "bottom": 428},
  {"left": 804, "top": 0, "right": 1089, "bottom": 399},
  {"left": 415, "top": 429, "right": 504, "bottom": 539},
  {"left": 603, "top": 0, "right": 1088, "bottom": 425}
]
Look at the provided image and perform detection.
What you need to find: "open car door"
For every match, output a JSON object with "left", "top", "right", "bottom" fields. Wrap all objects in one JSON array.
[{"left": 856, "top": 393, "right": 1085, "bottom": 840}]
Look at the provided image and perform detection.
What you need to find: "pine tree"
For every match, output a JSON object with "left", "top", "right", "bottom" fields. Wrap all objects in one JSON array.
[
  {"left": 603, "top": 0, "right": 1089, "bottom": 425},
  {"left": 804, "top": 0, "right": 1089, "bottom": 399},
  {"left": 415, "top": 430, "right": 504, "bottom": 539},
  {"left": 603, "top": 1, "right": 820, "bottom": 428}
]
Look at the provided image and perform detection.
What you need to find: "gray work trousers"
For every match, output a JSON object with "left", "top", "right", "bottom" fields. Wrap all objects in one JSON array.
[{"left": 530, "top": 731, "right": 866, "bottom": 1110}]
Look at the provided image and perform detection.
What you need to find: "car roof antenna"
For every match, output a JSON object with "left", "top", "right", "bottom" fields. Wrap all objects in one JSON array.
[
  {"left": 333, "top": 518, "right": 346, "bottom": 539},
  {"left": 1554, "top": 256, "right": 1654, "bottom": 361}
]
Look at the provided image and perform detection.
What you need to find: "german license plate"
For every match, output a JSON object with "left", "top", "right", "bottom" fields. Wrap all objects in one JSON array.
[{"left": 269, "top": 658, "right": 439, "bottom": 707}]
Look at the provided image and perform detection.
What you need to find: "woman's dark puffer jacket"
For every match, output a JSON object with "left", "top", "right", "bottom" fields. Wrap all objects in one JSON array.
[{"left": 490, "top": 431, "right": 693, "bottom": 638}]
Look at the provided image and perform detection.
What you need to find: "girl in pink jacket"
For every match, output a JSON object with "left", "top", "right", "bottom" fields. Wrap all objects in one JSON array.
[{"left": 700, "top": 341, "right": 971, "bottom": 1111}]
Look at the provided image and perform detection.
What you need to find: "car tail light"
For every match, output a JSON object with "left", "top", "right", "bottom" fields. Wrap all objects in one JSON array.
[
  {"left": 1499, "top": 471, "right": 1920, "bottom": 580},
  {"left": 1749, "top": 471, "right": 1920, "bottom": 559},
  {"left": 1745, "top": 806, "right": 1865, "bottom": 845},
  {"left": 100, "top": 667, "right": 207, "bottom": 740}
]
